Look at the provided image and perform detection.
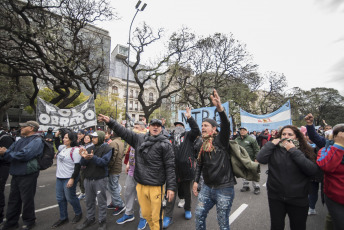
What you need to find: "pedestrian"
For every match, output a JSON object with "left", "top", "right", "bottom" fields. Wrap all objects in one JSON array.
[
  {"left": 98, "top": 114, "right": 176, "bottom": 230},
  {"left": 236, "top": 127, "right": 261, "bottom": 195},
  {"left": 316, "top": 124, "right": 344, "bottom": 230},
  {"left": 76, "top": 131, "right": 113, "bottom": 230},
  {"left": 256, "top": 125, "right": 319, "bottom": 230},
  {"left": 193, "top": 89, "right": 236, "bottom": 230},
  {"left": 106, "top": 130, "right": 125, "bottom": 216},
  {"left": 44, "top": 127, "right": 55, "bottom": 145},
  {"left": 163, "top": 107, "right": 200, "bottom": 228},
  {"left": 0, "top": 131, "right": 15, "bottom": 227},
  {"left": 77, "top": 134, "right": 93, "bottom": 200},
  {"left": 51, "top": 131, "right": 83, "bottom": 228},
  {"left": 0, "top": 121, "right": 43, "bottom": 230},
  {"left": 116, "top": 121, "right": 148, "bottom": 230}
]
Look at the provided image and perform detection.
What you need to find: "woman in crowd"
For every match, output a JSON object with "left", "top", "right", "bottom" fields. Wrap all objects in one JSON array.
[
  {"left": 51, "top": 131, "right": 83, "bottom": 229},
  {"left": 256, "top": 125, "right": 319, "bottom": 230},
  {"left": 77, "top": 134, "right": 93, "bottom": 200},
  {"left": 316, "top": 124, "right": 344, "bottom": 230}
]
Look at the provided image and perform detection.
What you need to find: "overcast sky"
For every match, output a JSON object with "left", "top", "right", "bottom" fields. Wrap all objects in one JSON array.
[{"left": 96, "top": 0, "right": 344, "bottom": 95}]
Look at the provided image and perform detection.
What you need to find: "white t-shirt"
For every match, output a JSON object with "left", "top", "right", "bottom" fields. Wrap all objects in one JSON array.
[{"left": 56, "top": 147, "right": 81, "bottom": 179}]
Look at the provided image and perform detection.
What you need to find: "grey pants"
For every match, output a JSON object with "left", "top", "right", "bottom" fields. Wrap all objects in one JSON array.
[
  {"left": 84, "top": 177, "right": 108, "bottom": 222},
  {"left": 325, "top": 194, "right": 344, "bottom": 230},
  {"left": 242, "top": 179, "right": 260, "bottom": 189},
  {"left": 124, "top": 175, "right": 142, "bottom": 217}
]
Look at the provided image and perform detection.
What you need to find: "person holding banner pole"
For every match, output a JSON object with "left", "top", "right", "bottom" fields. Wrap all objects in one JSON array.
[{"left": 193, "top": 89, "right": 236, "bottom": 230}]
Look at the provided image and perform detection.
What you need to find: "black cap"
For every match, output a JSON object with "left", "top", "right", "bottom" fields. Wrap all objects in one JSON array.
[
  {"left": 202, "top": 118, "right": 219, "bottom": 127},
  {"left": 149, "top": 119, "right": 162, "bottom": 126},
  {"left": 174, "top": 121, "right": 185, "bottom": 127}
]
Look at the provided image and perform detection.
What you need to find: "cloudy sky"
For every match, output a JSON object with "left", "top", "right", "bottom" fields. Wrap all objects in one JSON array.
[{"left": 97, "top": 0, "right": 344, "bottom": 95}]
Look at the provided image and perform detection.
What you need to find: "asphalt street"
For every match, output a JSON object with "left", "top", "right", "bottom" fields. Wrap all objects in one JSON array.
[{"left": 3, "top": 163, "right": 328, "bottom": 230}]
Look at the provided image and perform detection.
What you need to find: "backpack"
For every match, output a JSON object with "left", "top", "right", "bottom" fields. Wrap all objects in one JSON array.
[{"left": 36, "top": 136, "right": 55, "bottom": 170}]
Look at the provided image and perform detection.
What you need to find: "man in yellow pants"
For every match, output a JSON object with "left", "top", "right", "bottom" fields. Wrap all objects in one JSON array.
[{"left": 98, "top": 115, "right": 176, "bottom": 230}]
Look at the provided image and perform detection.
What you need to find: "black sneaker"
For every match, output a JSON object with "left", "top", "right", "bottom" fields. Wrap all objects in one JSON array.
[
  {"left": 0, "top": 223, "right": 19, "bottom": 230},
  {"left": 76, "top": 218, "right": 96, "bottom": 230},
  {"left": 51, "top": 219, "right": 68, "bottom": 228},
  {"left": 72, "top": 214, "right": 82, "bottom": 224},
  {"left": 98, "top": 220, "right": 107, "bottom": 230},
  {"left": 254, "top": 187, "right": 260, "bottom": 195},
  {"left": 240, "top": 187, "right": 250, "bottom": 192}
]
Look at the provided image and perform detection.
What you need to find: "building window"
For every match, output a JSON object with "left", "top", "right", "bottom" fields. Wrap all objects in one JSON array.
[
  {"left": 130, "top": 90, "right": 133, "bottom": 98},
  {"left": 129, "top": 101, "right": 133, "bottom": 110},
  {"left": 149, "top": 92, "right": 154, "bottom": 102},
  {"left": 112, "top": 86, "right": 118, "bottom": 94},
  {"left": 132, "top": 114, "right": 136, "bottom": 121},
  {"left": 135, "top": 90, "right": 138, "bottom": 99},
  {"left": 135, "top": 102, "right": 138, "bottom": 111}
]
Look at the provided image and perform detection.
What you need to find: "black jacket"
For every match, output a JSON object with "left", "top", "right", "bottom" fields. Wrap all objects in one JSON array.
[
  {"left": 170, "top": 117, "right": 200, "bottom": 181},
  {"left": 107, "top": 119, "right": 176, "bottom": 192},
  {"left": 256, "top": 142, "right": 319, "bottom": 205},
  {"left": 194, "top": 111, "right": 236, "bottom": 188}
]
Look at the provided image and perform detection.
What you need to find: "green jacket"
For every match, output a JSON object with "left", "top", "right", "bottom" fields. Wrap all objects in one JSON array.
[
  {"left": 229, "top": 140, "right": 260, "bottom": 182},
  {"left": 235, "top": 135, "right": 260, "bottom": 161}
]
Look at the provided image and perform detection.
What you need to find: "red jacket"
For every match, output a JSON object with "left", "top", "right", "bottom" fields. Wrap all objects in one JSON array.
[{"left": 317, "top": 143, "right": 344, "bottom": 205}]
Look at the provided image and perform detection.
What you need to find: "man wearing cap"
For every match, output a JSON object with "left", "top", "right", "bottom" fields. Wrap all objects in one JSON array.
[
  {"left": 235, "top": 127, "right": 261, "bottom": 195},
  {"left": 193, "top": 89, "right": 236, "bottom": 230},
  {"left": 77, "top": 131, "right": 113, "bottom": 230},
  {"left": 0, "top": 121, "right": 44, "bottom": 230},
  {"left": 163, "top": 108, "right": 200, "bottom": 228},
  {"left": 97, "top": 114, "right": 176, "bottom": 230}
]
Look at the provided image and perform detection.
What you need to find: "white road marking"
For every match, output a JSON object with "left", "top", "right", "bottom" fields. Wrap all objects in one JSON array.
[
  {"left": 35, "top": 204, "right": 59, "bottom": 213},
  {"left": 229, "top": 203, "right": 248, "bottom": 225},
  {"left": 5, "top": 184, "right": 10, "bottom": 187}
]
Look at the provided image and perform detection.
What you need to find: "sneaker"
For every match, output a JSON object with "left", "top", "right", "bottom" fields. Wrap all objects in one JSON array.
[
  {"left": 177, "top": 199, "right": 185, "bottom": 208},
  {"left": 254, "top": 187, "right": 260, "bottom": 195},
  {"left": 107, "top": 203, "right": 116, "bottom": 209},
  {"left": 76, "top": 218, "right": 96, "bottom": 230},
  {"left": 21, "top": 223, "right": 35, "bottom": 230},
  {"left": 240, "top": 187, "right": 250, "bottom": 192},
  {"left": 72, "top": 214, "right": 82, "bottom": 224},
  {"left": 76, "top": 191, "right": 81, "bottom": 196},
  {"left": 184, "top": 211, "right": 192, "bottom": 220},
  {"left": 112, "top": 207, "right": 126, "bottom": 216},
  {"left": 0, "top": 223, "right": 19, "bottom": 230},
  {"left": 137, "top": 218, "right": 147, "bottom": 230},
  {"left": 78, "top": 193, "right": 86, "bottom": 200},
  {"left": 308, "top": 208, "right": 317, "bottom": 215},
  {"left": 116, "top": 214, "right": 135, "bottom": 224},
  {"left": 162, "top": 199, "right": 167, "bottom": 208},
  {"left": 98, "top": 220, "right": 106, "bottom": 230},
  {"left": 162, "top": 217, "right": 172, "bottom": 229},
  {"left": 51, "top": 219, "right": 69, "bottom": 228}
]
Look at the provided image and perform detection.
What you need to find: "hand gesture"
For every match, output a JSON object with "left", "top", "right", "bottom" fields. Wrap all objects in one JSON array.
[
  {"left": 185, "top": 107, "right": 191, "bottom": 119},
  {"left": 272, "top": 138, "right": 280, "bottom": 145},
  {"left": 282, "top": 139, "right": 295, "bottom": 151},
  {"left": 210, "top": 89, "right": 223, "bottom": 112},
  {"left": 98, "top": 114, "right": 110, "bottom": 123},
  {"left": 304, "top": 113, "right": 314, "bottom": 125}
]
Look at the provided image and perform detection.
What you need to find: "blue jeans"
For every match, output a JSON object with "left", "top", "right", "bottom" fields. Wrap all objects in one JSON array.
[
  {"left": 56, "top": 177, "right": 82, "bottom": 220},
  {"left": 107, "top": 174, "right": 124, "bottom": 207},
  {"left": 195, "top": 184, "right": 235, "bottom": 230}
]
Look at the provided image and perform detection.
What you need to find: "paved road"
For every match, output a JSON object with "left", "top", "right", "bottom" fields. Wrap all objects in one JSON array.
[{"left": 4, "top": 164, "right": 327, "bottom": 230}]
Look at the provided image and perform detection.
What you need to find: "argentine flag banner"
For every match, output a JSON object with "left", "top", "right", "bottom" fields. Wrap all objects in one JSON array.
[{"left": 240, "top": 100, "right": 292, "bottom": 131}]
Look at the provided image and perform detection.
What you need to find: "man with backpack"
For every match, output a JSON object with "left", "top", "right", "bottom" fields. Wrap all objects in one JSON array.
[
  {"left": 163, "top": 108, "right": 200, "bottom": 228},
  {"left": 0, "top": 130, "right": 15, "bottom": 227},
  {"left": 0, "top": 121, "right": 44, "bottom": 230}
]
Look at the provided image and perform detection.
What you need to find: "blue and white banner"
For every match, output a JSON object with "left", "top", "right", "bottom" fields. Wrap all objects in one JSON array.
[
  {"left": 177, "top": 102, "right": 233, "bottom": 133},
  {"left": 240, "top": 100, "right": 292, "bottom": 132}
]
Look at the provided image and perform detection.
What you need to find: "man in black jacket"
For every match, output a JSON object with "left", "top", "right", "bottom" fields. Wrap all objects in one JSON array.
[
  {"left": 163, "top": 107, "right": 200, "bottom": 228},
  {"left": 97, "top": 114, "right": 176, "bottom": 230},
  {"left": 193, "top": 89, "right": 236, "bottom": 230}
]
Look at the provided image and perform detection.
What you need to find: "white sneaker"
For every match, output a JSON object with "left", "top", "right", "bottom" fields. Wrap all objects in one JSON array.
[
  {"left": 178, "top": 199, "right": 185, "bottom": 208},
  {"left": 162, "top": 199, "right": 167, "bottom": 207},
  {"left": 308, "top": 208, "right": 316, "bottom": 215}
]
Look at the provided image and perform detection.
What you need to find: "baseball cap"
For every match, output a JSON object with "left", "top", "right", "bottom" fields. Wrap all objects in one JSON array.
[
  {"left": 239, "top": 127, "right": 248, "bottom": 131},
  {"left": 174, "top": 121, "right": 185, "bottom": 127},
  {"left": 19, "top": 121, "right": 39, "bottom": 129},
  {"left": 91, "top": 132, "right": 98, "bottom": 137},
  {"left": 149, "top": 119, "right": 162, "bottom": 126}
]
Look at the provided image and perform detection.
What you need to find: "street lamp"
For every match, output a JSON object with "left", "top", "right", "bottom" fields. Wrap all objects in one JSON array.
[{"left": 125, "top": 1, "right": 147, "bottom": 127}]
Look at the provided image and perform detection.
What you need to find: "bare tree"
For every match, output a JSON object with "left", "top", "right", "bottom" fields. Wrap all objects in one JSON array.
[{"left": 0, "top": 0, "right": 114, "bottom": 111}]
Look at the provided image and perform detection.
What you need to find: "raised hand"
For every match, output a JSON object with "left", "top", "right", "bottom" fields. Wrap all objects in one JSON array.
[
  {"left": 210, "top": 89, "right": 223, "bottom": 112},
  {"left": 185, "top": 107, "right": 191, "bottom": 119},
  {"left": 98, "top": 114, "right": 110, "bottom": 123},
  {"left": 304, "top": 113, "right": 314, "bottom": 125}
]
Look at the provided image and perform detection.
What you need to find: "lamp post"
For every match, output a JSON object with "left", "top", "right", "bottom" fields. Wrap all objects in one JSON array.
[{"left": 125, "top": 1, "right": 147, "bottom": 127}]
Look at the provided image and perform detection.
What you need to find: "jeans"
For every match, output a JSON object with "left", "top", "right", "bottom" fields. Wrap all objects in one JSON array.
[
  {"left": 308, "top": 181, "right": 319, "bottom": 209},
  {"left": 195, "top": 184, "right": 235, "bottom": 230},
  {"left": 107, "top": 174, "right": 124, "bottom": 207},
  {"left": 56, "top": 177, "right": 82, "bottom": 220},
  {"left": 4, "top": 172, "right": 39, "bottom": 227},
  {"left": 325, "top": 194, "right": 344, "bottom": 230}
]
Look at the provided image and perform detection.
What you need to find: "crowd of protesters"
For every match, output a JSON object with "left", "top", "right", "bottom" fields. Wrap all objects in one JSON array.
[{"left": 0, "top": 90, "right": 343, "bottom": 230}]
